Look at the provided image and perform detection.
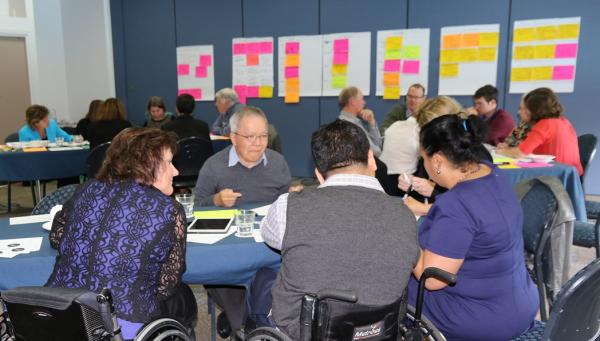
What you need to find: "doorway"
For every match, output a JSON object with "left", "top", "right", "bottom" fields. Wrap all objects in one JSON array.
[{"left": 0, "top": 36, "right": 30, "bottom": 141}]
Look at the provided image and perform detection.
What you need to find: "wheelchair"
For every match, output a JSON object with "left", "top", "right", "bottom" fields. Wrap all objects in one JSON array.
[
  {"left": 0, "top": 286, "right": 192, "bottom": 341},
  {"left": 245, "top": 267, "right": 456, "bottom": 341}
]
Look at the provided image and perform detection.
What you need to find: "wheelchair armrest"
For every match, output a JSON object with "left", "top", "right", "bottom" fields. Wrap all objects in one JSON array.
[
  {"left": 422, "top": 267, "right": 457, "bottom": 286},
  {"left": 315, "top": 289, "right": 358, "bottom": 303}
]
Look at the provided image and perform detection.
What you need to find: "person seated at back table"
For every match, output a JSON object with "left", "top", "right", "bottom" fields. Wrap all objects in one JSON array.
[
  {"left": 86, "top": 97, "right": 132, "bottom": 149},
  {"left": 162, "top": 93, "right": 211, "bottom": 141},
  {"left": 18, "top": 104, "right": 72, "bottom": 143},
  {"left": 144, "top": 96, "right": 175, "bottom": 128},
  {"left": 380, "top": 83, "right": 427, "bottom": 132},
  {"left": 470, "top": 84, "right": 515, "bottom": 146},
  {"left": 338, "top": 86, "right": 383, "bottom": 157},
  {"left": 46, "top": 127, "right": 197, "bottom": 340},
  {"left": 256, "top": 119, "right": 418, "bottom": 339},
  {"left": 212, "top": 87, "right": 245, "bottom": 136},
  {"left": 75, "top": 99, "right": 103, "bottom": 140},
  {"left": 408, "top": 114, "right": 538, "bottom": 341}
]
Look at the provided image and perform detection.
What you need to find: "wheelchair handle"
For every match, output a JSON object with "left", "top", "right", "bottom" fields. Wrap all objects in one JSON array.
[
  {"left": 316, "top": 289, "right": 358, "bottom": 303},
  {"left": 97, "top": 288, "right": 124, "bottom": 341},
  {"left": 414, "top": 267, "right": 457, "bottom": 326}
]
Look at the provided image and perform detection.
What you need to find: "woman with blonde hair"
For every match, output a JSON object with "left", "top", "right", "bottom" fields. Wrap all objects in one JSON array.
[{"left": 86, "top": 97, "right": 132, "bottom": 149}]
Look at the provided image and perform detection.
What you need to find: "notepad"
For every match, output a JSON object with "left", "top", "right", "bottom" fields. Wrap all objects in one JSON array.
[
  {"left": 10, "top": 214, "right": 52, "bottom": 225},
  {"left": 193, "top": 209, "right": 238, "bottom": 219}
]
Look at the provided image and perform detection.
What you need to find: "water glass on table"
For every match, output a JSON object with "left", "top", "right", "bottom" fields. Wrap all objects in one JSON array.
[
  {"left": 175, "top": 194, "right": 195, "bottom": 219},
  {"left": 235, "top": 210, "right": 256, "bottom": 238},
  {"left": 55, "top": 136, "right": 64, "bottom": 146}
]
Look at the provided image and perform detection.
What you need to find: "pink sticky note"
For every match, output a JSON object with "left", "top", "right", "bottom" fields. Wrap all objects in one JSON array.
[
  {"left": 286, "top": 42, "right": 300, "bottom": 54},
  {"left": 234, "top": 85, "right": 247, "bottom": 104},
  {"left": 334, "top": 39, "right": 349, "bottom": 53},
  {"left": 177, "top": 64, "right": 190, "bottom": 75},
  {"left": 233, "top": 43, "right": 246, "bottom": 55},
  {"left": 333, "top": 52, "right": 348, "bottom": 65},
  {"left": 199, "top": 55, "right": 212, "bottom": 66},
  {"left": 195, "top": 66, "right": 207, "bottom": 78},
  {"left": 402, "top": 60, "right": 420, "bottom": 74},
  {"left": 552, "top": 65, "right": 575, "bottom": 80},
  {"left": 247, "top": 86, "right": 259, "bottom": 98},
  {"left": 260, "top": 42, "right": 273, "bottom": 54},
  {"left": 555, "top": 43, "right": 578, "bottom": 58},
  {"left": 247, "top": 43, "right": 260, "bottom": 54},
  {"left": 515, "top": 162, "right": 553, "bottom": 168},
  {"left": 285, "top": 67, "right": 299, "bottom": 78},
  {"left": 178, "top": 88, "right": 202, "bottom": 100},
  {"left": 383, "top": 60, "right": 401, "bottom": 72}
]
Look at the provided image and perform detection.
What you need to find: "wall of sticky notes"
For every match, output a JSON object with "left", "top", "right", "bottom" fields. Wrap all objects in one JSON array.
[
  {"left": 376, "top": 28, "right": 430, "bottom": 99},
  {"left": 321, "top": 32, "right": 371, "bottom": 96},
  {"left": 232, "top": 37, "right": 275, "bottom": 103},
  {"left": 176, "top": 45, "right": 215, "bottom": 101},
  {"left": 509, "top": 17, "right": 580, "bottom": 93},
  {"left": 277, "top": 35, "right": 323, "bottom": 103},
  {"left": 438, "top": 24, "right": 500, "bottom": 95}
]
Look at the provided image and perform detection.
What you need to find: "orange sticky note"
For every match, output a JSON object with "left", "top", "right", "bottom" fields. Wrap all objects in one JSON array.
[
  {"left": 331, "top": 64, "right": 347, "bottom": 75},
  {"left": 440, "top": 64, "right": 459, "bottom": 78},
  {"left": 246, "top": 54, "right": 259, "bottom": 66},
  {"left": 285, "top": 54, "right": 300, "bottom": 67},
  {"left": 513, "top": 46, "right": 535, "bottom": 60},
  {"left": 534, "top": 45, "right": 555, "bottom": 59},
  {"left": 531, "top": 66, "right": 553, "bottom": 80},
  {"left": 285, "top": 91, "right": 300, "bottom": 103},
  {"left": 558, "top": 23, "right": 580, "bottom": 39},
  {"left": 536, "top": 25, "right": 559, "bottom": 40},
  {"left": 511, "top": 67, "right": 532, "bottom": 82},
  {"left": 258, "top": 86, "right": 273, "bottom": 98},
  {"left": 442, "top": 34, "right": 461, "bottom": 49},
  {"left": 514, "top": 28, "right": 535, "bottom": 43},
  {"left": 285, "top": 78, "right": 300, "bottom": 92},
  {"left": 479, "top": 32, "right": 499, "bottom": 47},
  {"left": 383, "top": 72, "right": 400, "bottom": 86},
  {"left": 461, "top": 33, "right": 480, "bottom": 47}
]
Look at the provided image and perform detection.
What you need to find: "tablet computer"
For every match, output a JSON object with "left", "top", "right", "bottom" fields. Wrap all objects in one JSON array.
[{"left": 187, "top": 218, "right": 233, "bottom": 234}]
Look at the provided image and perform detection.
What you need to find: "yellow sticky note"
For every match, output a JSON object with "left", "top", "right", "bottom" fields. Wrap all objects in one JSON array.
[
  {"left": 331, "top": 64, "right": 347, "bottom": 75},
  {"left": 386, "top": 36, "right": 403, "bottom": 51},
  {"left": 285, "top": 54, "right": 300, "bottom": 67},
  {"left": 285, "top": 91, "right": 300, "bottom": 103},
  {"left": 498, "top": 164, "right": 520, "bottom": 169},
  {"left": 514, "top": 27, "right": 535, "bottom": 43},
  {"left": 258, "top": 86, "right": 273, "bottom": 98},
  {"left": 558, "top": 23, "right": 580, "bottom": 39},
  {"left": 194, "top": 209, "right": 238, "bottom": 219},
  {"left": 513, "top": 46, "right": 535, "bottom": 60},
  {"left": 286, "top": 78, "right": 300, "bottom": 92},
  {"left": 440, "top": 64, "right": 459, "bottom": 78},
  {"left": 479, "top": 32, "right": 499, "bottom": 47},
  {"left": 493, "top": 157, "right": 516, "bottom": 163},
  {"left": 458, "top": 48, "right": 478, "bottom": 62},
  {"left": 400, "top": 45, "right": 421, "bottom": 59},
  {"left": 383, "top": 72, "right": 400, "bottom": 86},
  {"left": 383, "top": 87, "right": 401, "bottom": 100},
  {"left": 461, "top": 33, "right": 480, "bottom": 47},
  {"left": 384, "top": 50, "right": 402, "bottom": 60},
  {"left": 442, "top": 34, "right": 461, "bottom": 49},
  {"left": 478, "top": 48, "right": 497, "bottom": 62},
  {"left": 536, "top": 25, "right": 559, "bottom": 40},
  {"left": 511, "top": 67, "right": 532, "bottom": 82},
  {"left": 531, "top": 66, "right": 553, "bottom": 80},
  {"left": 440, "top": 49, "right": 460, "bottom": 63},
  {"left": 534, "top": 44, "right": 555, "bottom": 59},
  {"left": 331, "top": 75, "right": 347, "bottom": 89}
]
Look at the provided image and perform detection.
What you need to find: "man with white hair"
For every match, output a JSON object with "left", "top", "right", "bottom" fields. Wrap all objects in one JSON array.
[{"left": 212, "top": 88, "right": 245, "bottom": 136}]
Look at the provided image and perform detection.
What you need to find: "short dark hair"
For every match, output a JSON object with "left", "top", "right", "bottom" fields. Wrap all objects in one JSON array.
[
  {"left": 420, "top": 115, "right": 488, "bottom": 168},
  {"left": 176, "top": 94, "right": 195, "bottom": 115},
  {"left": 25, "top": 105, "right": 50, "bottom": 128},
  {"left": 311, "top": 119, "right": 369, "bottom": 177},
  {"left": 338, "top": 86, "right": 361, "bottom": 109},
  {"left": 524, "top": 87, "right": 563, "bottom": 123},
  {"left": 473, "top": 84, "right": 498, "bottom": 103},
  {"left": 96, "top": 127, "right": 178, "bottom": 185},
  {"left": 408, "top": 83, "right": 426, "bottom": 96}
]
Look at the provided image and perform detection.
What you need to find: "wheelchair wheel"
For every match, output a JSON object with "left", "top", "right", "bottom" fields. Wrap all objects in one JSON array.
[
  {"left": 134, "top": 318, "right": 192, "bottom": 341},
  {"left": 246, "top": 327, "right": 292, "bottom": 341},
  {"left": 402, "top": 305, "right": 446, "bottom": 341}
]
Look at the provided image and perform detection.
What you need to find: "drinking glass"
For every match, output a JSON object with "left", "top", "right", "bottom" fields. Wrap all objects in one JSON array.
[
  {"left": 55, "top": 136, "right": 64, "bottom": 146},
  {"left": 235, "top": 210, "right": 256, "bottom": 238},
  {"left": 175, "top": 194, "right": 195, "bottom": 219}
]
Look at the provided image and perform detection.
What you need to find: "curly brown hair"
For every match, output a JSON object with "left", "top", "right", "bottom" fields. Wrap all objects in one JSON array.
[
  {"left": 96, "top": 127, "right": 178, "bottom": 185},
  {"left": 524, "top": 87, "right": 564, "bottom": 123},
  {"left": 25, "top": 104, "right": 50, "bottom": 128}
]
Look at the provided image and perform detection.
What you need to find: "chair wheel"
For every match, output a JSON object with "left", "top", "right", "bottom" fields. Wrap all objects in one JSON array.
[{"left": 246, "top": 327, "right": 291, "bottom": 341}]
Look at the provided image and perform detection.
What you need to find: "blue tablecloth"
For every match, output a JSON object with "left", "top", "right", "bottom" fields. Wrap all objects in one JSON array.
[
  {"left": 500, "top": 162, "right": 586, "bottom": 222},
  {"left": 0, "top": 219, "right": 280, "bottom": 291},
  {"left": 0, "top": 149, "right": 89, "bottom": 181}
]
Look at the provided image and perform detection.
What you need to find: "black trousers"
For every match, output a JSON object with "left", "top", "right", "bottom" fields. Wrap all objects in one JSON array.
[
  {"left": 205, "top": 285, "right": 247, "bottom": 330},
  {"left": 158, "top": 283, "right": 198, "bottom": 330}
]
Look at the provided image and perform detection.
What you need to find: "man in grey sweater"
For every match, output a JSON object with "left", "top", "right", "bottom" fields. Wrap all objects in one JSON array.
[{"left": 258, "top": 119, "right": 418, "bottom": 339}]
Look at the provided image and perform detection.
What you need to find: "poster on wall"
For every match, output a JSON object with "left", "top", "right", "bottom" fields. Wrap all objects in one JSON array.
[
  {"left": 231, "top": 37, "right": 274, "bottom": 103},
  {"left": 509, "top": 17, "right": 580, "bottom": 94},
  {"left": 277, "top": 35, "right": 323, "bottom": 103},
  {"left": 176, "top": 45, "right": 215, "bottom": 101},
  {"left": 321, "top": 32, "right": 371, "bottom": 96},
  {"left": 438, "top": 24, "right": 500, "bottom": 96},
  {"left": 375, "top": 28, "right": 430, "bottom": 100}
]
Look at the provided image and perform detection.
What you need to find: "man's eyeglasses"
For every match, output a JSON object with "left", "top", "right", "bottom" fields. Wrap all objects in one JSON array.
[
  {"left": 406, "top": 95, "right": 425, "bottom": 100},
  {"left": 233, "top": 132, "right": 269, "bottom": 143}
]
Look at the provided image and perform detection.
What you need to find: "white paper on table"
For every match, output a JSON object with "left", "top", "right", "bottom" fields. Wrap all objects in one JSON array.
[
  {"left": 0, "top": 237, "right": 43, "bottom": 258},
  {"left": 186, "top": 228, "right": 236, "bottom": 244},
  {"left": 48, "top": 146, "right": 85, "bottom": 151},
  {"left": 10, "top": 214, "right": 52, "bottom": 225},
  {"left": 252, "top": 204, "right": 272, "bottom": 217},
  {"left": 253, "top": 229, "right": 264, "bottom": 243}
]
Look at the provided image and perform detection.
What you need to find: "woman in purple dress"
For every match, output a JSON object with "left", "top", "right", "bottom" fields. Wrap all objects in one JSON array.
[
  {"left": 408, "top": 115, "right": 539, "bottom": 341},
  {"left": 46, "top": 127, "right": 196, "bottom": 339}
]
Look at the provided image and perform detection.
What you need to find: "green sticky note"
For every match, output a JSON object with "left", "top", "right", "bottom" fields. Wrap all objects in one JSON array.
[
  {"left": 400, "top": 45, "right": 420, "bottom": 59},
  {"left": 331, "top": 75, "right": 347, "bottom": 89},
  {"left": 194, "top": 209, "right": 238, "bottom": 219},
  {"left": 384, "top": 50, "right": 402, "bottom": 60}
]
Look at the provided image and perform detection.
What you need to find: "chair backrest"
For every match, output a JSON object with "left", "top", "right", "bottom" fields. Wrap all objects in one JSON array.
[
  {"left": 86, "top": 142, "right": 111, "bottom": 179},
  {"left": 4, "top": 132, "right": 19, "bottom": 143},
  {"left": 374, "top": 157, "right": 401, "bottom": 197},
  {"left": 173, "top": 137, "right": 214, "bottom": 178},
  {"left": 61, "top": 126, "right": 77, "bottom": 135},
  {"left": 32, "top": 184, "right": 79, "bottom": 215},
  {"left": 543, "top": 258, "right": 600, "bottom": 340},
  {"left": 578, "top": 134, "right": 598, "bottom": 187},
  {"left": 268, "top": 124, "right": 283, "bottom": 154},
  {"left": 1, "top": 286, "right": 105, "bottom": 341}
]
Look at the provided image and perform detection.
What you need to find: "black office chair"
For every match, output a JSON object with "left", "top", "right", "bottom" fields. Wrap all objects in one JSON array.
[
  {"left": 245, "top": 267, "right": 455, "bottom": 341},
  {"left": 511, "top": 257, "right": 600, "bottom": 340},
  {"left": 374, "top": 157, "right": 402, "bottom": 197},
  {"left": 519, "top": 178, "right": 560, "bottom": 322},
  {"left": 267, "top": 124, "right": 283, "bottom": 154},
  {"left": 0, "top": 286, "right": 191, "bottom": 341},
  {"left": 86, "top": 142, "right": 111, "bottom": 179},
  {"left": 172, "top": 137, "right": 213, "bottom": 189},
  {"left": 61, "top": 126, "right": 77, "bottom": 135},
  {"left": 31, "top": 184, "right": 79, "bottom": 215}
]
